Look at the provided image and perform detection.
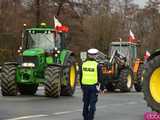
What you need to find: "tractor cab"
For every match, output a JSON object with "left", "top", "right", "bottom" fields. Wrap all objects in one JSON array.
[
  {"left": 18, "top": 23, "right": 69, "bottom": 65},
  {"left": 22, "top": 25, "right": 67, "bottom": 52},
  {"left": 109, "top": 42, "right": 137, "bottom": 67}
]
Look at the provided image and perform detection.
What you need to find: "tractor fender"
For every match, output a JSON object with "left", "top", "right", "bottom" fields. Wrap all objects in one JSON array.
[
  {"left": 3, "top": 62, "right": 18, "bottom": 66},
  {"left": 147, "top": 49, "right": 160, "bottom": 62},
  {"left": 60, "top": 49, "right": 75, "bottom": 65}
]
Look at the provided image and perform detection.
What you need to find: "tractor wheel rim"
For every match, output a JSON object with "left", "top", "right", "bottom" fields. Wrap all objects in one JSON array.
[
  {"left": 150, "top": 67, "right": 160, "bottom": 103},
  {"left": 140, "top": 70, "right": 145, "bottom": 82},
  {"left": 127, "top": 74, "right": 132, "bottom": 88},
  {"left": 70, "top": 65, "right": 76, "bottom": 89},
  {"left": 141, "top": 75, "right": 144, "bottom": 82}
]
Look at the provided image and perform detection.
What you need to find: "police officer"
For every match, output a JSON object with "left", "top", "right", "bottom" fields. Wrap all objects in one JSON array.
[{"left": 80, "top": 48, "right": 101, "bottom": 120}]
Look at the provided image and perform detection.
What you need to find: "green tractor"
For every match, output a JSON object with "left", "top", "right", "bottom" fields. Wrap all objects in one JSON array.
[
  {"left": 143, "top": 49, "right": 160, "bottom": 112},
  {"left": 0, "top": 23, "right": 77, "bottom": 97},
  {"left": 99, "top": 42, "right": 143, "bottom": 92}
]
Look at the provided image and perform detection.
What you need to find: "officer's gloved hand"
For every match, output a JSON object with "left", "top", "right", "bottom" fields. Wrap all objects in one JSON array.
[
  {"left": 96, "top": 84, "right": 100, "bottom": 92},
  {"left": 98, "top": 84, "right": 107, "bottom": 95},
  {"left": 101, "top": 89, "right": 107, "bottom": 94}
]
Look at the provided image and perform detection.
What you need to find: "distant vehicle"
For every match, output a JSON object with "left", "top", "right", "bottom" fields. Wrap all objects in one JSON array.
[{"left": 98, "top": 42, "right": 143, "bottom": 92}]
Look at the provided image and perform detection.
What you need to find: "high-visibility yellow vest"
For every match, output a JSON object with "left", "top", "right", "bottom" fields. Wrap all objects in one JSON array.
[{"left": 82, "top": 60, "right": 98, "bottom": 85}]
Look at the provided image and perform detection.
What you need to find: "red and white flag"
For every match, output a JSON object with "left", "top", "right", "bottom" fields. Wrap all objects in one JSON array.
[
  {"left": 54, "top": 16, "right": 69, "bottom": 32},
  {"left": 144, "top": 50, "right": 150, "bottom": 60},
  {"left": 128, "top": 30, "right": 136, "bottom": 43},
  {"left": 54, "top": 16, "right": 62, "bottom": 28}
]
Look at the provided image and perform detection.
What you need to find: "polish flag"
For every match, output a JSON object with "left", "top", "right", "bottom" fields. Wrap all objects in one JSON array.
[
  {"left": 54, "top": 16, "right": 62, "bottom": 28},
  {"left": 54, "top": 16, "right": 69, "bottom": 32},
  {"left": 128, "top": 30, "right": 136, "bottom": 43},
  {"left": 144, "top": 50, "right": 150, "bottom": 60}
]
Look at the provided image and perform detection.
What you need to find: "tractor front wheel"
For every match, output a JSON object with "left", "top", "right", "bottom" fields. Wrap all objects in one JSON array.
[
  {"left": 118, "top": 68, "right": 134, "bottom": 92},
  {"left": 44, "top": 66, "right": 61, "bottom": 97},
  {"left": 143, "top": 55, "right": 160, "bottom": 112},
  {"left": 1, "top": 64, "right": 17, "bottom": 96}
]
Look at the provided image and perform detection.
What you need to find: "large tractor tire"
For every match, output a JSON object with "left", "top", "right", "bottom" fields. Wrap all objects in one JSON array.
[
  {"left": 1, "top": 64, "right": 17, "bottom": 96},
  {"left": 143, "top": 55, "right": 160, "bottom": 112},
  {"left": 18, "top": 84, "right": 38, "bottom": 95},
  {"left": 44, "top": 66, "right": 61, "bottom": 97},
  {"left": 61, "top": 56, "right": 77, "bottom": 96},
  {"left": 134, "top": 64, "right": 143, "bottom": 92},
  {"left": 118, "top": 68, "right": 134, "bottom": 92},
  {"left": 106, "top": 83, "right": 115, "bottom": 92}
]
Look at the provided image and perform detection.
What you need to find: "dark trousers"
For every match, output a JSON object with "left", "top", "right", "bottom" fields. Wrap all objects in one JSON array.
[{"left": 82, "top": 85, "right": 98, "bottom": 120}]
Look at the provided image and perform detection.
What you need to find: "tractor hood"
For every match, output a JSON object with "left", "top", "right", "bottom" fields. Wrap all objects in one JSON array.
[{"left": 23, "top": 48, "right": 45, "bottom": 56}]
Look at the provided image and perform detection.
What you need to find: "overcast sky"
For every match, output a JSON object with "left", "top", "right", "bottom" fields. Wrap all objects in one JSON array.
[{"left": 134, "top": 0, "right": 148, "bottom": 8}]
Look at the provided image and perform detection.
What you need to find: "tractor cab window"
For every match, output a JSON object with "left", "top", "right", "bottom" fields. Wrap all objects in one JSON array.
[
  {"left": 110, "top": 45, "right": 132, "bottom": 65},
  {"left": 24, "top": 30, "right": 62, "bottom": 50},
  {"left": 27, "top": 31, "right": 55, "bottom": 50},
  {"left": 110, "top": 45, "right": 130, "bottom": 56}
]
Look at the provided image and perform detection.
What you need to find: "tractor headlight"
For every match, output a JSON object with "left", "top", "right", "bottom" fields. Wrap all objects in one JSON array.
[
  {"left": 22, "top": 63, "right": 35, "bottom": 67},
  {"left": 54, "top": 47, "right": 58, "bottom": 51},
  {"left": 55, "top": 54, "right": 58, "bottom": 57},
  {"left": 57, "top": 50, "right": 60, "bottom": 54}
]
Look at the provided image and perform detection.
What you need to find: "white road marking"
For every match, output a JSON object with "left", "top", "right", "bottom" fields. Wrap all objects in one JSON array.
[
  {"left": 6, "top": 114, "right": 48, "bottom": 120},
  {"left": 6, "top": 101, "right": 139, "bottom": 120},
  {"left": 53, "top": 109, "right": 82, "bottom": 115},
  {"left": 126, "top": 101, "right": 137, "bottom": 105},
  {"left": 53, "top": 111, "right": 77, "bottom": 115},
  {"left": 53, "top": 101, "right": 138, "bottom": 115}
]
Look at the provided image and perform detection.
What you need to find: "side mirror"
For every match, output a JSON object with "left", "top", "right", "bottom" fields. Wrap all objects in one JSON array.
[{"left": 80, "top": 52, "right": 87, "bottom": 62}]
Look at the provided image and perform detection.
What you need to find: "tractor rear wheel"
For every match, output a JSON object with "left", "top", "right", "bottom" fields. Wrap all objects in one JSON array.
[
  {"left": 61, "top": 56, "right": 77, "bottom": 96},
  {"left": 18, "top": 84, "right": 38, "bottom": 95},
  {"left": 143, "top": 55, "right": 160, "bottom": 112},
  {"left": 134, "top": 64, "right": 143, "bottom": 92},
  {"left": 118, "top": 68, "right": 134, "bottom": 92},
  {"left": 1, "top": 64, "right": 17, "bottom": 96},
  {"left": 44, "top": 66, "right": 61, "bottom": 97}
]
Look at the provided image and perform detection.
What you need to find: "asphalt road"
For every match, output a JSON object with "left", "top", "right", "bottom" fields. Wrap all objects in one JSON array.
[{"left": 0, "top": 87, "right": 150, "bottom": 120}]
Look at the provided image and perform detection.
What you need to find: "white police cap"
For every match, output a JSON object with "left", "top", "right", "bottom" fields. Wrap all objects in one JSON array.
[{"left": 87, "top": 48, "right": 99, "bottom": 55}]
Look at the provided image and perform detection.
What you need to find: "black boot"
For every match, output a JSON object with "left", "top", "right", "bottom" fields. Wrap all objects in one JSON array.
[{"left": 88, "top": 110, "right": 95, "bottom": 120}]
